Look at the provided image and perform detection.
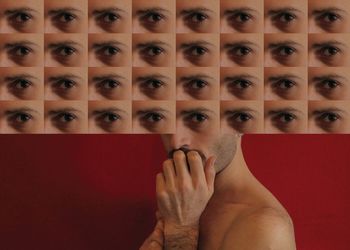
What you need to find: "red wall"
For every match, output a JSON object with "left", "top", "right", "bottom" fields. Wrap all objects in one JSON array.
[{"left": 0, "top": 135, "right": 349, "bottom": 250}]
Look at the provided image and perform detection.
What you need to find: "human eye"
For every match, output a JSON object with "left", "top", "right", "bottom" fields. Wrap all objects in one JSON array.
[
  {"left": 50, "top": 110, "right": 79, "bottom": 133},
  {"left": 183, "top": 111, "right": 209, "bottom": 131},
  {"left": 269, "top": 76, "right": 299, "bottom": 99},
  {"left": 48, "top": 76, "right": 80, "bottom": 99},
  {"left": 225, "top": 110, "right": 254, "bottom": 133},
  {"left": 48, "top": 8, "right": 81, "bottom": 33},
  {"left": 270, "top": 110, "right": 298, "bottom": 133},
  {"left": 224, "top": 76, "right": 255, "bottom": 99},
  {"left": 224, "top": 43, "right": 255, "bottom": 66},
  {"left": 181, "top": 75, "right": 210, "bottom": 99},
  {"left": 269, "top": 42, "right": 299, "bottom": 66},
  {"left": 5, "top": 75, "right": 34, "bottom": 99},
  {"left": 312, "top": 42, "right": 343, "bottom": 66},
  {"left": 92, "top": 75, "right": 123, "bottom": 99},
  {"left": 312, "top": 110, "right": 344, "bottom": 133},
  {"left": 5, "top": 42, "right": 36, "bottom": 66},
  {"left": 138, "top": 111, "right": 167, "bottom": 132},
  {"left": 93, "top": 110, "right": 122, "bottom": 132},
  {"left": 5, "top": 8, "right": 37, "bottom": 32},
  {"left": 137, "top": 76, "right": 167, "bottom": 99},
  {"left": 137, "top": 42, "right": 167, "bottom": 66},
  {"left": 6, "top": 110, "right": 34, "bottom": 133},
  {"left": 223, "top": 8, "right": 257, "bottom": 33},
  {"left": 268, "top": 8, "right": 301, "bottom": 32},
  {"left": 180, "top": 8, "right": 211, "bottom": 32},
  {"left": 313, "top": 75, "right": 344, "bottom": 99},
  {"left": 92, "top": 8, "right": 122, "bottom": 32},
  {"left": 136, "top": 8, "right": 169, "bottom": 33},
  {"left": 181, "top": 42, "right": 210, "bottom": 66},
  {"left": 49, "top": 42, "right": 79, "bottom": 66},
  {"left": 313, "top": 8, "right": 345, "bottom": 32}
]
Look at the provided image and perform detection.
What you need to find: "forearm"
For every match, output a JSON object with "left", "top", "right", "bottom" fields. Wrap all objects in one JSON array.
[{"left": 164, "top": 224, "right": 199, "bottom": 250}]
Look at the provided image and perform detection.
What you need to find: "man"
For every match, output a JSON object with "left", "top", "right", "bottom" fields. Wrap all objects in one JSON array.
[{"left": 140, "top": 102, "right": 296, "bottom": 249}]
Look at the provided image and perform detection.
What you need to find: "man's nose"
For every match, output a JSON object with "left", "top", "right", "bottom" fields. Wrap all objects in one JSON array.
[{"left": 168, "top": 125, "right": 191, "bottom": 149}]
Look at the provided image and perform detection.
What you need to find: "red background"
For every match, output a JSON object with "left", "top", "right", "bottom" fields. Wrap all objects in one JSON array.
[{"left": 0, "top": 135, "right": 349, "bottom": 250}]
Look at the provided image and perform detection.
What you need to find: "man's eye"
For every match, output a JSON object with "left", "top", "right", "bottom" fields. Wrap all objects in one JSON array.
[
  {"left": 272, "top": 45, "right": 296, "bottom": 57},
  {"left": 317, "top": 79, "right": 340, "bottom": 89},
  {"left": 317, "top": 12, "right": 341, "bottom": 24},
  {"left": 184, "top": 45, "right": 208, "bottom": 57},
  {"left": 53, "top": 12, "right": 77, "bottom": 24},
  {"left": 231, "top": 12, "right": 253, "bottom": 24},
  {"left": 141, "top": 79, "right": 165, "bottom": 89},
  {"left": 273, "top": 79, "right": 296, "bottom": 89},
  {"left": 231, "top": 79, "right": 252, "bottom": 89},
  {"left": 183, "top": 11, "right": 209, "bottom": 27},
  {"left": 98, "top": 112, "right": 121, "bottom": 123},
  {"left": 10, "top": 78, "right": 33, "bottom": 89},
  {"left": 316, "top": 46, "right": 341, "bottom": 57},
  {"left": 53, "top": 112, "right": 77, "bottom": 123},
  {"left": 9, "top": 112, "right": 33, "bottom": 124},
  {"left": 140, "top": 45, "right": 165, "bottom": 57},
  {"left": 230, "top": 112, "right": 253, "bottom": 123},
  {"left": 229, "top": 46, "right": 253, "bottom": 57},
  {"left": 9, "top": 46, "right": 33, "bottom": 57},
  {"left": 185, "top": 79, "right": 208, "bottom": 89},
  {"left": 53, "top": 45, "right": 77, "bottom": 57},
  {"left": 140, "top": 11, "right": 165, "bottom": 24},
  {"left": 98, "top": 79, "right": 121, "bottom": 89},
  {"left": 141, "top": 112, "right": 165, "bottom": 123},
  {"left": 272, "top": 12, "right": 297, "bottom": 24},
  {"left": 317, "top": 112, "right": 340, "bottom": 123},
  {"left": 187, "top": 113, "right": 209, "bottom": 123},
  {"left": 9, "top": 12, "right": 33, "bottom": 24},
  {"left": 96, "top": 12, "right": 121, "bottom": 24},
  {"left": 53, "top": 78, "right": 77, "bottom": 89},
  {"left": 273, "top": 112, "right": 296, "bottom": 124},
  {"left": 96, "top": 46, "right": 121, "bottom": 56}
]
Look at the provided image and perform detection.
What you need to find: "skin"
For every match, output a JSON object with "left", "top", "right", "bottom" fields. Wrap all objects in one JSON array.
[
  {"left": 132, "top": 100, "right": 176, "bottom": 134},
  {"left": 133, "top": 0, "right": 175, "bottom": 33},
  {"left": 309, "top": 67, "right": 350, "bottom": 100},
  {"left": 141, "top": 135, "right": 295, "bottom": 249},
  {"left": 133, "top": 67, "right": 175, "bottom": 100},
  {"left": 176, "top": 0, "right": 220, "bottom": 33},
  {"left": 89, "top": 33, "right": 131, "bottom": 67},
  {"left": 0, "top": 34, "right": 43, "bottom": 67},
  {"left": 264, "top": 100, "right": 308, "bottom": 134},
  {"left": 133, "top": 33, "right": 175, "bottom": 67},
  {"left": 221, "top": 100, "right": 264, "bottom": 134},
  {"left": 177, "top": 34, "right": 219, "bottom": 67},
  {"left": 220, "top": 67, "right": 263, "bottom": 100},
  {"left": 0, "top": 0, "right": 44, "bottom": 33},
  {"left": 308, "top": 33, "right": 350, "bottom": 67},
  {"left": 0, "top": 67, "right": 43, "bottom": 100},
  {"left": 89, "top": 67, "right": 131, "bottom": 100},
  {"left": 177, "top": 67, "right": 219, "bottom": 100},
  {"left": 44, "top": 0, "right": 87, "bottom": 33},
  {"left": 265, "top": 33, "right": 307, "bottom": 67},
  {"left": 45, "top": 33, "right": 87, "bottom": 67},
  {"left": 220, "top": 0, "right": 263, "bottom": 33},
  {"left": 309, "top": 0, "right": 350, "bottom": 33},
  {"left": 308, "top": 101, "right": 350, "bottom": 133},
  {"left": 88, "top": 100, "right": 131, "bottom": 134},
  {"left": 265, "top": 67, "right": 307, "bottom": 100},
  {"left": 264, "top": 0, "right": 307, "bottom": 33},
  {"left": 0, "top": 101, "right": 44, "bottom": 134},
  {"left": 44, "top": 100, "right": 88, "bottom": 134},
  {"left": 221, "top": 33, "right": 263, "bottom": 67},
  {"left": 88, "top": 0, "right": 131, "bottom": 33}
]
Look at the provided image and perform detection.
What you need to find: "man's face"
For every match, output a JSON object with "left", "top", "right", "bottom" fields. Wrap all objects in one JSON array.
[{"left": 161, "top": 101, "right": 238, "bottom": 173}]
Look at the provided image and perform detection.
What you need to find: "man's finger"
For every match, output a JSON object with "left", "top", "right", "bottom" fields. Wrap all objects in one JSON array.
[
  {"left": 204, "top": 156, "right": 216, "bottom": 193},
  {"left": 187, "top": 151, "right": 206, "bottom": 185},
  {"left": 156, "top": 172, "right": 166, "bottom": 195},
  {"left": 173, "top": 150, "right": 191, "bottom": 181},
  {"left": 162, "top": 159, "right": 176, "bottom": 188}
]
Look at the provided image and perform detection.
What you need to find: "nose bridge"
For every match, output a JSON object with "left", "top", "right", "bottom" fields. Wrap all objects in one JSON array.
[{"left": 169, "top": 122, "right": 191, "bottom": 149}]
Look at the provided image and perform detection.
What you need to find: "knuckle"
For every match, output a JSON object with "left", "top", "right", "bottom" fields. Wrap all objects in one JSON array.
[
  {"left": 174, "top": 150, "right": 185, "bottom": 161},
  {"left": 156, "top": 190, "right": 168, "bottom": 200}
]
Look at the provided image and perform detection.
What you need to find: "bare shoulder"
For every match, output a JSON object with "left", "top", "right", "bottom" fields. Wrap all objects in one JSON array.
[{"left": 220, "top": 206, "right": 296, "bottom": 250}]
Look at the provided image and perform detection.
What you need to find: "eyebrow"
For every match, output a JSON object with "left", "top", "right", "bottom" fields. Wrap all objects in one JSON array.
[
  {"left": 5, "top": 107, "right": 39, "bottom": 115},
  {"left": 48, "top": 8, "right": 83, "bottom": 15},
  {"left": 136, "top": 7, "right": 170, "bottom": 15},
  {"left": 267, "top": 107, "right": 304, "bottom": 116},
  {"left": 136, "top": 108, "right": 171, "bottom": 115},
  {"left": 92, "top": 7, "right": 126, "bottom": 15},
  {"left": 267, "top": 74, "right": 303, "bottom": 82},
  {"left": 311, "top": 41, "right": 347, "bottom": 49},
  {"left": 136, "top": 40, "right": 171, "bottom": 49},
  {"left": 136, "top": 74, "right": 171, "bottom": 81},
  {"left": 312, "top": 74, "right": 347, "bottom": 82},
  {"left": 92, "top": 108, "right": 128, "bottom": 115},
  {"left": 48, "top": 41, "right": 83, "bottom": 49},
  {"left": 4, "top": 41, "right": 39, "bottom": 49},
  {"left": 48, "top": 108, "right": 83, "bottom": 115},
  {"left": 4, "top": 7, "right": 39, "bottom": 15},
  {"left": 92, "top": 41, "right": 127, "bottom": 49},
  {"left": 224, "top": 108, "right": 259, "bottom": 116},
  {"left": 179, "top": 7, "right": 214, "bottom": 15},
  {"left": 312, "top": 8, "right": 347, "bottom": 16},
  {"left": 311, "top": 108, "right": 348, "bottom": 116},
  {"left": 267, "top": 7, "right": 303, "bottom": 16},
  {"left": 48, "top": 74, "right": 83, "bottom": 81},
  {"left": 224, "top": 41, "right": 260, "bottom": 49},
  {"left": 92, "top": 74, "right": 127, "bottom": 81},
  {"left": 180, "top": 74, "right": 215, "bottom": 81},
  {"left": 223, "top": 7, "right": 259, "bottom": 16},
  {"left": 267, "top": 41, "right": 303, "bottom": 50},
  {"left": 179, "top": 40, "right": 215, "bottom": 49},
  {"left": 4, "top": 74, "right": 39, "bottom": 81},
  {"left": 179, "top": 108, "right": 217, "bottom": 116},
  {"left": 224, "top": 74, "right": 260, "bottom": 82}
]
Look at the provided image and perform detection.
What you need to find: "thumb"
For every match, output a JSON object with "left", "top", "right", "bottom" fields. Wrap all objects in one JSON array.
[{"left": 204, "top": 155, "right": 216, "bottom": 193}]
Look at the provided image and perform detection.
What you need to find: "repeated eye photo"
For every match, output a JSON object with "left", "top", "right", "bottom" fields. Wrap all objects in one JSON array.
[{"left": 1, "top": 0, "right": 350, "bottom": 134}]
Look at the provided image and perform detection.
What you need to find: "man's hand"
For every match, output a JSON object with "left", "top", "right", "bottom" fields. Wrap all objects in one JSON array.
[
  {"left": 156, "top": 150, "right": 216, "bottom": 249},
  {"left": 139, "top": 218, "right": 164, "bottom": 250}
]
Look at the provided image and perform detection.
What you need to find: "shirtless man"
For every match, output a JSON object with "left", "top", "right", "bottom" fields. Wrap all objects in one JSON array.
[{"left": 140, "top": 102, "right": 296, "bottom": 249}]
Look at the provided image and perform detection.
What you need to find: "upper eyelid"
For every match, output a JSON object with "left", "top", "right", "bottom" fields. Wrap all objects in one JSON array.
[
  {"left": 267, "top": 108, "right": 304, "bottom": 116},
  {"left": 92, "top": 7, "right": 126, "bottom": 16},
  {"left": 136, "top": 41, "right": 170, "bottom": 50},
  {"left": 5, "top": 108, "right": 39, "bottom": 116},
  {"left": 224, "top": 75, "right": 259, "bottom": 83},
  {"left": 268, "top": 41, "right": 302, "bottom": 50},
  {"left": 48, "top": 108, "right": 82, "bottom": 117},
  {"left": 48, "top": 74, "right": 83, "bottom": 82},
  {"left": 312, "top": 75, "right": 347, "bottom": 82},
  {"left": 136, "top": 7, "right": 170, "bottom": 16},
  {"left": 5, "top": 41, "right": 39, "bottom": 50},
  {"left": 311, "top": 8, "right": 347, "bottom": 16},
  {"left": 311, "top": 41, "right": 347, "bottom": 50},
  {"left": 267, "top": 7, "right": 303, "bottom": 16},
  {"left": 136, "top": 75, "right": 170, "bottom": 82},
  {"left": 179, "top": 108, "right": 217, "bottom": 118},
  {"left": 180, "top": 41, "right": 214, "bottom": 50},
  {"left": 48, "top": 8, "right": 83, "bottom": 16},
  {"left": 92, "top": 108, "right": 127, "bottom": 117},
  {"left": 92, "top": 74, "right": 126, "bottom": 82},
  {"left": 4, "top": 7, "right": 39, "bottom": 16},
  {"left": 267, "top": 74, "right": 302, "bottom": 83},
  {"left": 224, "top": 41, "right": 259, "bottom": 50},
  {"left": 223, "top": 8, "right": 258, "bottom": 17},
  {"left": 179, "top": 7, "right": 214, "bottom": 16},
  {"left": 92, "top": 41, "right": 126, "bottom": 50},
  {"left": 224, "top": 108, "right": 259, "bottom": 117},
  {"left": 4, "top": 74, "right": 39, "bottom": 82},
  {"left": 48, "top": 41, "right": 82, "bottom": 50},
  {"left": 180, "top": 74, "right": 214, "bottom": 82}
]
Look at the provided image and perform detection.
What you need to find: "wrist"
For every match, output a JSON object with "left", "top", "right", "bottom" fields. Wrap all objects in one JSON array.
[{"left": 163, "top": 222, "right": 199, "bottom": 249}]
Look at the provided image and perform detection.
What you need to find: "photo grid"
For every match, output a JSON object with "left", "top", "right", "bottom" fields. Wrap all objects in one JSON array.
[{"left": 0, "top": 0, "right": 349, "bottom": 134}]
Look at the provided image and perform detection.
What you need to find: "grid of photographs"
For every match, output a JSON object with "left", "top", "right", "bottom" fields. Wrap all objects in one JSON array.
[{"left": 0, "top": 0, "right": 349, "bottom": 134}]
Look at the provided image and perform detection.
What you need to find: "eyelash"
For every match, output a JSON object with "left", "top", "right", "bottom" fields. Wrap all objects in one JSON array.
[
  {"left": 183, "top": 45, "right": 209, "bottom": 63},
  {"left": 52, "top": 11, "right": 77, "bottom": 24},
  {"left": 229, "top": 112, "right": 253, "bottom": 123},
  {"left": 95, "top": 11, "right": 121, "bottom": 24},
  {"left": 140, "top": 112, "right": 165, "bottom": 123},
  {"left": 51, "top": 45, "right": 77, "bottom": 58},
  {"left": 138, "top": 11, "right": 166, "bottom": 31},
  {"left": 139, "top": 45, "right": 166, "bottom": 64},
  {"left": 96, "top": 112, "right": 121, "bottom": 124},
  {"left": 52, "top": 112, "right": 78, "bottom": 124},
  {"left": 8, "top": 45, "right": 33, "bottom": 58},
  {"left": 8, "top": 11, "right": 33, "bottom": 25},
  {"left": 97, "top": 78, "right": 121, "bottom": 89},
  {"left": 183, "top": 11, "right": 209, "bottom": 30},
  {"left": 272, "top": 79, "right": 297, "bottom": 90},
  {"left": 52, "top": 78, "right": 77, "bottom": 90},
  {"left": 316, "top": 112, "right": 341, "bottom": 124},
  {"left": 229, "top": 78, "right": 253, "bottom": 89},
  {"left": 8, "top": 112, "right": 33, "bottom": 124},
  {"left": 271, "top": 12, "right": 297, "bottom": 24},
  {"left": 271, "top": 112, "right": 297, "bottom": 131},
  {"left": 95, "top": 45, "right": 121, "bottom": 57},
  {"left": 9, "top": 78, "right": 33, "bottom": 90},
  {"left": 184, "top": 112, "right": 209, "bottom": 124},
  {"left": 140, "top": 78, "right": 165, "bottom": 89},
  {"left": 315, "top": 45, "right": 341, "bottom": 58},
  {"left": 184, "top": 78, "right": 209, "bottom": 89},
  {"left": 316, "top": 79, "right": 341, "bottom": 90}
]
